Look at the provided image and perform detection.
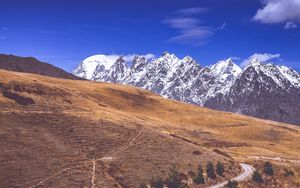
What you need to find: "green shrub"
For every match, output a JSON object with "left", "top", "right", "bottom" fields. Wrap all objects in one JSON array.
[
  {"left": 284, "top": 168, "right": 295, "bottom": 177},
  {"left": 139, "top": 182, "right": 147, "bottom": 188},
  {"left": 252, "top": 171, "right": 263, "bottom": 183},
  {"left": 206, "top": 161, "right": 216, "bottom": 179},
  {"left": 166, "top": 166, "right": 182, "bottom": 188},
  {"left": 216, "top": 161, "right": 225, "bottom": 176},
  {"left": 150, "top": 177, "right": 164, "bottom": 188},
  {"left": 263, "top": 162, "right": 273, "bottom": 176},
  {"left": 193, "top": 164, "right": 205, "bottom": 184},
  {"left": 227, "top": 180, "right": 238, "bottom": 188}
]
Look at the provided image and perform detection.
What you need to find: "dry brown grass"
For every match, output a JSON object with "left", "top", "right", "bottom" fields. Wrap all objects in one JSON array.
[{"left": 1, "top": 69, "right": 300, "bottom": 187}]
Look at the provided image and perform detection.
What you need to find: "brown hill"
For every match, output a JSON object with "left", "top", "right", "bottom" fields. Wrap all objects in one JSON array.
[
  {"left": 0, "top": 54, "right": 81, "bottom": 80},
  {"left": 0, "top": 69, "right": 299, "bottom": 187}
]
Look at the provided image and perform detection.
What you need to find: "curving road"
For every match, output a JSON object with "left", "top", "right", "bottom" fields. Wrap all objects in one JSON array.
[{"left": 209, "top": 163, "right": 255, "bottom": 188}]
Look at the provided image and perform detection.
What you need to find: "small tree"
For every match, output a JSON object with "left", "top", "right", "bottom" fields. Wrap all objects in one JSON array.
[
  {"left": 252, "top": 171, "right": 263, "bottom": 183},
  {"left": 139, "top": 182, "right": 147, "bottom": 188},
  {"left": 150, "top": 177, "right": 164, "bottom": 188},
  {"left": 284, "top": 168, "right": 295, "bottom": 177},
  {"left": 166, "top": 166, "right": 182, "bottom": 188},
  {"left": 227, "top": 180, "right": 238, "bottom": 188},
  {"left": 263, "top": 162, "right": 273, "bottom": 176},
  {"left": 216, "top": 161, "right": 225, "bottom": 176},
  {"left": 206, "top": 161, "right": 216, "bottom": 179},
  {"left": 194, "top": 164, "right": 205, "bottom": 184}
]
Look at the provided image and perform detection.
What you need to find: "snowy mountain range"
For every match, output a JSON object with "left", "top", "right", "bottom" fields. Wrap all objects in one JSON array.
[{"left": 73, "top": 52, "right": 300, "bottom": 125}]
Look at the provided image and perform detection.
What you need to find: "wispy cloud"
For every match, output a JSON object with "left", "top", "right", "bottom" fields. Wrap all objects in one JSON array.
[
  {"left": 217, "top": 23, "right": 227, "bottom": 30},
  {"left": 240, "top": 53, "right": 281, "bottom": 67},
  {"left": 176, "top": 7, "right": 208, "bottom": 16},
  {"left": 163, "top": 18, "right": 200, "bottom": 29},
  {"left": 253, "top": 0, "right": 300, "bottom": 29},
  {"left": 284, "top": 21, "right": 298, "bottom": 29},
  {"left": 163, "top": 7, "right": 214, "bottom": 46},
  {"left": 0, "top": 27, "right": 8, "bottom": 40},
  {"left": 122, "top": 53, "right": 155, "bottom": 62}
]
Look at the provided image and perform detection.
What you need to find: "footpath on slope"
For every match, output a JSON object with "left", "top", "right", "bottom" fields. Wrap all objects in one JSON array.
[{"left": 29, "top": 126, "right": 144, "bottom": 188}]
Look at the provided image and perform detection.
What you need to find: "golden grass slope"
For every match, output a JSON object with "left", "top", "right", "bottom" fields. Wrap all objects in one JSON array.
[{"left": 0, "top": 69, "right": 300, "bottom": 187}]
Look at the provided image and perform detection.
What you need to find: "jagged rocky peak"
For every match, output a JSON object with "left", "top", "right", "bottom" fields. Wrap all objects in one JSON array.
[
  {"left": 246, "top": 58, "right": 262, "bottom": 68},
  {"left": 182, "top": 55, "right": 193, "bottom": 61},
  {"left": 182, "top": 55, "right": 200, "bottom": 66},
  {"left": 133, "top": 55, "right": 146, "bottom": 62},
  {"left": 73, "top": 54, "right": 119, "bottom": 80},
  {"left": 210, "top": 58, "right": 242, "bottom": 82},
  {"left": 162, "top": 51, "right": 170, "bottom": 56},
  {"left": 241, "top": 58, "right": 299, "bottom": 89},
  {"left": 159, "top": 51, "right": 180, "bottom": 63},
  {"left": 277, "top": 65, "right": 300, "bottom": 88},
  {"left": 131, "top": 55, "right": 147, "bottom": 71},
  {"left": 116, "top": 55, "right": 124, "bottom": 62},
  {"left": 73, "top": 52, "right": 300, "bottom": 125},
  {"left": 211, "top": 58, "right": 241, "bottom": 72}
]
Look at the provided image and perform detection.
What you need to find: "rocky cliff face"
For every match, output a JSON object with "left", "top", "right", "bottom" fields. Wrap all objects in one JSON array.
[
  {"left": 205, "top": 59, "right": 300, "bottom": 125},
  {"left": 73, "top": 52, "right": 300, "bottom": 125}
]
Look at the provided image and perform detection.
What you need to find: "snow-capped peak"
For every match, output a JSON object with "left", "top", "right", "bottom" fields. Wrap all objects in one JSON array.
[
  {"left": 162, "top": 51, "right": 170, "bottom": 56},
  {"left": 182, "top": 55, "right": 196, "bottom": 63},
  {"left": 246, "top": 58, "right": 262, "bottom": 68},
  {"left": 202, "top": 58, "right": 242, "bottom": 100},
  {"left": 159, "top": 51, "right": 179, "bottom": 61},
  {"left": 277, "top": 65, "right": 300, "bottom": 88},
  {"left": 73, "top": 54, "right": 120, "bottom": 79},
  {"left": 210, "top": 58, "right": 242, "bottom": 79},
  {"left": 72, "top": 52, "right": 300, "bottom": 125}
]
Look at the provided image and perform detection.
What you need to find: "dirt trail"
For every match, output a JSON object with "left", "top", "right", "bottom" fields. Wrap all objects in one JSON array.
[
  {"left": 247, "top": 156, "right": 300, "bottom": 164},
  {"left": 29, "top": 160, "right": 91, "bottom": 188},
  {"left": 98, "top": 127, "right": 144, "bottom": 161},
  {"left": 102, "top": 169, "right": 124, "bottom": 188},
  {"left": 91, "top": 159, "right": 96, "bottom": 188},
  {"left": 29, "top": 126, "right": 144, "bottom": 188},
  {"left": 30, "top": 166, "right": 82, "bottom": 187},
  {"left": 29, "top": 168, "right": 73, "bottom": 188}
]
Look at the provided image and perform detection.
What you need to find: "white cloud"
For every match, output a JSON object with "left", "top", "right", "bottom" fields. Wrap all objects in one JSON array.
[
  {"left": 143, "top": 54, "right": 156, "bottom": 60},
  {"left": 217, "top": 23, "right": 227, "bottom": 30},
  {"left": 167, "top": 26, "right": 213, "bottom": 46},
  {"left": 163, "top": 8, "right": 214, "bottom": 46},
  {"left": 122, "top": 53, "right": 155, "bottom": 62},
  {"left": 230, "top": 56, "right": 241, "bottom": 61},
  {"left": 163, "top": 18, "right": 200, "bottom": 29},
  {"left": 240, "top": 53, "right": 281, "bottom": 67},
  {"left": 177, "top": 7, "right": 208, "bottom": 15},
  {"left": 253, "top": 0, "right": 300, "bottom": 28},
  {"left": 284, "top": 21, "right": 298, "bottom": 29}
]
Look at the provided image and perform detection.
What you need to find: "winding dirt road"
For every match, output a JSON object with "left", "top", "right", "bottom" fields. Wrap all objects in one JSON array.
[{"left": 209, "top": 163, "right": 255, "bottom": 188}]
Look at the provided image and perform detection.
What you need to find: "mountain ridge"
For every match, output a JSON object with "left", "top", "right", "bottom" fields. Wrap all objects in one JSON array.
[
  {"left": 73, "top": 52, "right": 300, "bottom": 125},
  {"left": 0, "top": 54, "right": 81, "bottom": 80}
]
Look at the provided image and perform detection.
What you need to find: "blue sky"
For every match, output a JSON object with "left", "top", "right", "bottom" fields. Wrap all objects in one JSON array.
[{"left": 0, "top": 0, "right": 300, "bottom": 71}]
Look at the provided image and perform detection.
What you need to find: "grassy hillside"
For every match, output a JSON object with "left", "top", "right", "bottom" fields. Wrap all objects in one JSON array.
[{"left": 0, "top": 69, "right": 299, "bottom": 187}]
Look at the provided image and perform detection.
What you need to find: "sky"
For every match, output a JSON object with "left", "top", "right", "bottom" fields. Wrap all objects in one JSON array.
[{"left": 0, "top": 0, "right": 300, "bottom": 72}]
